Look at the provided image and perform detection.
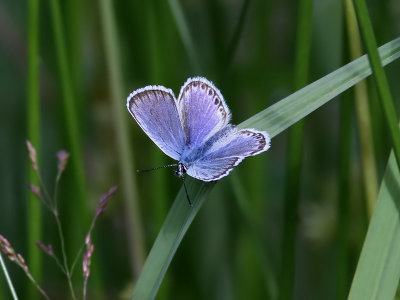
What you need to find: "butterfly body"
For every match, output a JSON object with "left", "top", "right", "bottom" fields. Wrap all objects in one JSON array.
[{"left": 127, "top": 77, "right": 270, "bottom": 182}]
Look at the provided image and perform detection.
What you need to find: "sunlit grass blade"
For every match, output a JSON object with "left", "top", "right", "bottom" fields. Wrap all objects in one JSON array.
[
  {"left": 132, "top": 180, "right": 215, "bottom": 300},
  {"left": 99, "top": 0, "right": 145, "bottom": 278},
  {"left": 131, "top": 37, "right": 400, "bottom": 299},
  {"left": 239, "top": 37, "right": 400, "bottom": 134},
  {"left": 353, "top": 0, "right": 400, "bottom": 171},
  {"left": 348, "top": 150, "right": 400, "bottom": 299},
  {"left": 27, "top": 0, "right": 42, "bottom": 297}
]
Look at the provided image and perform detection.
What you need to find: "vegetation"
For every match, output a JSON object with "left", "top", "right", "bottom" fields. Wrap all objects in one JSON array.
[{"left": 0, "top": 0, "right": 399, "bottom": 299}]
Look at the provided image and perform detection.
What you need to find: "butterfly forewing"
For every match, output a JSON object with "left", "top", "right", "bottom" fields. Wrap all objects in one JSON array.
[
  {"left": 127, "top": 77, "right": 271, "bottom": 184},
  {"left": 127, "top": 86, "right": 185, "bottom": 161},
  {"left": 177, "top": 77, "right": 231, "bottom": 149},
  {"left": 186, "top": 128, "right": 270, "bottom": 181}
]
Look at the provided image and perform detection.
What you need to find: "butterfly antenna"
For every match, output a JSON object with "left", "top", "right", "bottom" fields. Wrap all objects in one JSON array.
[
  {"left": 182, "top": 177, "right": 192, "bottom": 207},
  {"left": 137, "top": 164, "right": 177, "bottom": 173}
]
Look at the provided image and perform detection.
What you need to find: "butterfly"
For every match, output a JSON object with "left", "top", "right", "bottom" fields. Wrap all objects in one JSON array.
[{"left": 126, "top": 77, "right": 270, "bottom": 205}]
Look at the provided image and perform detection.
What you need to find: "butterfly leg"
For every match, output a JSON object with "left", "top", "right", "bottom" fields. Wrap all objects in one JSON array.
[
  {"left": 182, "top": 177, "right": 192, "bottom": 207},
  {"left": 174, "top": 163, "right": 192, "bottom": 206}
]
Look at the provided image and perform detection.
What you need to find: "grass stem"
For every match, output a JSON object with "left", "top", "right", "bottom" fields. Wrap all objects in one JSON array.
[
  {"left": 280, "top": 0, "right": 313, "bottom": 297},
  {"left": 48, "top": 0, "right": 90, "bottom": 258},
  {"left": 345, "top": 0, "right": 378, "bottom": 217},
  {"left": 99, "top": 0, "right": 145, "bottom": 278},
  {"left": 54, "top": 215, "right": 76, "bottom": 300},
  {"left": 0, "top": 253, "right": 18, "bottom": 300},
  {"left": 353, "top": 0, "right": 400, "bottom": 172},
  {"left": 27, "top": 0, "right": 42, "bottom": 297}
]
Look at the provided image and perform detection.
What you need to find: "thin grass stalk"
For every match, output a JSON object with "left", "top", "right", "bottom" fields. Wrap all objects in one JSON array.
[
  {"left": 279, "top": 0, "right": 313, "bottom": 298},
  {"left": 54, "top": 216, "right": 76, "bottom": 299},
  {"left": 344, "top": 0, "right": 378, "bottom": 217},
  {"left": 0, "top": 253, "right": 18, "bottom": 300},
  {"left": 27, "top": 0, "right": 42, "bottom": 298},
  {"left": 353, "top": 0, "right": 400, "bottom": 171},
  {"left": 48, "top": 0, "right": 89, "bottom": 228},
  {"left": 99, "top": 0, "right": 145, "bottom": 278},
  {"left": 167, "top": 0, "right": 201, "bottom": 73},
  {"left": 337, "top": 91, "right": 352, "bottom": 299},
  {"left": 131, "top": 38, "right": 400, "bottom": 300}
]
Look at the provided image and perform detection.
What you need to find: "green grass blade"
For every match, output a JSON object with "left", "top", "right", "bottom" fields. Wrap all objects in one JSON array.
[
  {"left": 353, "top": 0, "right": 400, "bottom": 171},
  {"left": 224, "top": 0, "right": 251, "bottom": 71},
  {"left": 348, "top": 150, "right": 400, "bottom": 299},
  {"left": 99, "top": 0, "right": 145, "bottom": 278},
  {"left": 26, "top": 0, "right": 42, "bottom": 298},
  {"left": 344, "top": 0, "right": 378, "bottom": 217},
  {"left": 131, "top": 37, "right": 400, "bottom": 299},
  {"left": 280, "top": 0, "right": 313, "bottom": 297},
  {"left": 48, "top": 0, "right": 89, "bottom": 226},
  {"left": 337, "top": 91, "right": 353, "bottom": 299},
  {"left": 167, "top": 0, "right": 201, "bottom": 72}
]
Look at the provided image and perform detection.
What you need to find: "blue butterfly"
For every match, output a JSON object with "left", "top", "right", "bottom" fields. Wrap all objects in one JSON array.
[{"left": 127, "top": 77, "right": 270, "bottom": 204}]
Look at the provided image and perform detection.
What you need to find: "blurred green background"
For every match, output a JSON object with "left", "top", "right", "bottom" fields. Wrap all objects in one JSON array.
[{"left": 1, "top": 0, "right": 400, "bottom": 299}]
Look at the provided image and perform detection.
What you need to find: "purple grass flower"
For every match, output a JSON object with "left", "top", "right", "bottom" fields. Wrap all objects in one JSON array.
[
  {"left": 83, "top": 237, "right": 94, "bottom": 279},
  {"left": 29, "top": 184, "right": 42, "bottom": 200},
  {"left": 36, "top": 241, "right": 54, "bottom": 256},
  {"left": 26, "top": 140, "right": 38, "bottom": 171},
  {"left": 96, "top": 186, "right": 118, "bottom": 217},
  {"left": 0, "top": 235, "right": 28, "bottom": 271},
  {"left": 56, "top": 150, "right": 70, "bottom": 173}
]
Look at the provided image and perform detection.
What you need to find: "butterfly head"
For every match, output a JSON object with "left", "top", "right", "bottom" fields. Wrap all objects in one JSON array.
[{"left": 174, "top": 163, "right": 187, "bottom": 178}]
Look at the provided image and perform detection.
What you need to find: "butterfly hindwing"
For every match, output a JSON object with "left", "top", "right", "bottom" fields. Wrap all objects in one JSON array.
[
  {"left": 186, "top": 126, "right": 270, "bottom": 181},
  {"left": 126, "top": 86, "right": 185, "bottom": 161},
  {"left": 177, "top": 77, "right": 231, "bottom": 149}
]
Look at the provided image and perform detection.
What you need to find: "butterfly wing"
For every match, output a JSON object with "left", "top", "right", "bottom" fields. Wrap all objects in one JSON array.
[
  {"left": 177, "top": 77, "right": 231, "bottom": 149},
  {"left": 186, "top": 126, "right": 270, "bottom": 181},
  {"left": 127, "top": 86, "right": 185, "bottom": 161}
]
